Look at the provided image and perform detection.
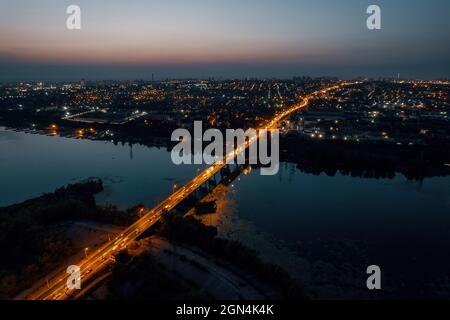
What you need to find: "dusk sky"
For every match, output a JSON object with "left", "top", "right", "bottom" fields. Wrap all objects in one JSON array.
[{"left": 1, "top": 0, "right": 449, "bottom": 81}]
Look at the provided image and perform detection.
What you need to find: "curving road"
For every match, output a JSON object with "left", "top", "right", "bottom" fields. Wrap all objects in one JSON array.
[{"left": 25, "top": 81, "right": 356, "bottom": 300}]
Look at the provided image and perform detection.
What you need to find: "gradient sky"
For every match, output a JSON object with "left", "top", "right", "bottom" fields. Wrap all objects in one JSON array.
[{"left": 1, "top": 0, "right": 449, "bottom": 81}]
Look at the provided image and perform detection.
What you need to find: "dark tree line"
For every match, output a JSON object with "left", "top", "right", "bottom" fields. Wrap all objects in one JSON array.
[{"left": 280, "top": 136, "right": 450, "bottom": 181}]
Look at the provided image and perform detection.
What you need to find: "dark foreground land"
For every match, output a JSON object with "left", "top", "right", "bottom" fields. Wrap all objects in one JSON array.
[
  {"left": 0, "top": 180, "right": 141, "bottom": 299},
  {"left": 0, "top": 181, "right": 303, "bottom": 300},
  {"left": 103, "top": 215, "right": 305, "bottom": 300}
]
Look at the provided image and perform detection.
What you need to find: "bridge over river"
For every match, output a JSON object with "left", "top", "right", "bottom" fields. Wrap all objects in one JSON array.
[{"left": 25, "top": 82, "right": 355, "bottom": 300}]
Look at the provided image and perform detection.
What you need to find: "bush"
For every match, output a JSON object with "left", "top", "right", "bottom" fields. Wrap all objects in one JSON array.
[{"left": 157, "top": 215, "right": 307, "bottom": 299}]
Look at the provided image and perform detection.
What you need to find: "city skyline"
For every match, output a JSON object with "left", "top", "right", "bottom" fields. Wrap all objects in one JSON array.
[{"left": 1, "top": 0, "right": 450, "bottom": 81}]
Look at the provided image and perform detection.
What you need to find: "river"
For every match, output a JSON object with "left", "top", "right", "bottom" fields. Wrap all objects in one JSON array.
[{"left": 1, "top": 127, "right": 450, "bottom": 299}]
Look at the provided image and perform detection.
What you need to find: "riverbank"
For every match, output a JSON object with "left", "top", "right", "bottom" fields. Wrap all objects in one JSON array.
[
  {"left": 188, "top": 172, "right": 450, "bottom": 299},
  {"left": 3, "top": 178, "right": 303, "bottom": 301},
  {"left": 89, "top": 215, "right": 305, "bottom": 300},
  {"left": 0, "top": 180, "right": 140, "bottom": 299}
]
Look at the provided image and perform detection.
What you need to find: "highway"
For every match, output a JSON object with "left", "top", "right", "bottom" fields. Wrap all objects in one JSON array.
[{"left": 25, "top": 81, "right": 355, "bottom": 300}]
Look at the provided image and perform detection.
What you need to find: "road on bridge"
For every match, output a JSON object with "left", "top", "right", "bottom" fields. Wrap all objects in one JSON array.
[{"left": 24, "top": 81, "right": 356, "bottom": 300}]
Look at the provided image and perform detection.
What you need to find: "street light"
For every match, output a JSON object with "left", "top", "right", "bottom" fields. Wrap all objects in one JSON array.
[{"left": 84, "top": 247, "right": 89, "bottom": 258}]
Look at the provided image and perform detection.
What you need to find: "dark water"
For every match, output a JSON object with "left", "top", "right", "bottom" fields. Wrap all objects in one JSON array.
[
  {"left": 230, "top": 164, "right": 450, "bottom": 298},
  {"left": 0, "top": 127, "right": 201, "bottom": 208},
  {"left": 1, "top": 127, "right": 450, "bottom": 298}
]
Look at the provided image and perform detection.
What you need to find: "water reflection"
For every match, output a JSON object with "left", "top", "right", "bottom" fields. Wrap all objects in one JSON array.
[
  {"left": 0, "top": 127, "right": 201, "bottom": 208},
  {"left": 201, "top": 164, "right": 450, "bottom": 298},
  {"left": 2, "top": 127, "right": 450, "bottom": 298}
]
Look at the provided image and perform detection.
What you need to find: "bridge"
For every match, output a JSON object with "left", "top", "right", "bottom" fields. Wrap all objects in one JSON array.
[{"left": 26, "top": 81, "right": 355, "bottom": 300}]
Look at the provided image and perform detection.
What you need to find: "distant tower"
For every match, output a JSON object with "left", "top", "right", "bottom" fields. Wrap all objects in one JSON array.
[{"left": 152, "top": 73, "right": 154, "bottom": 82}]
